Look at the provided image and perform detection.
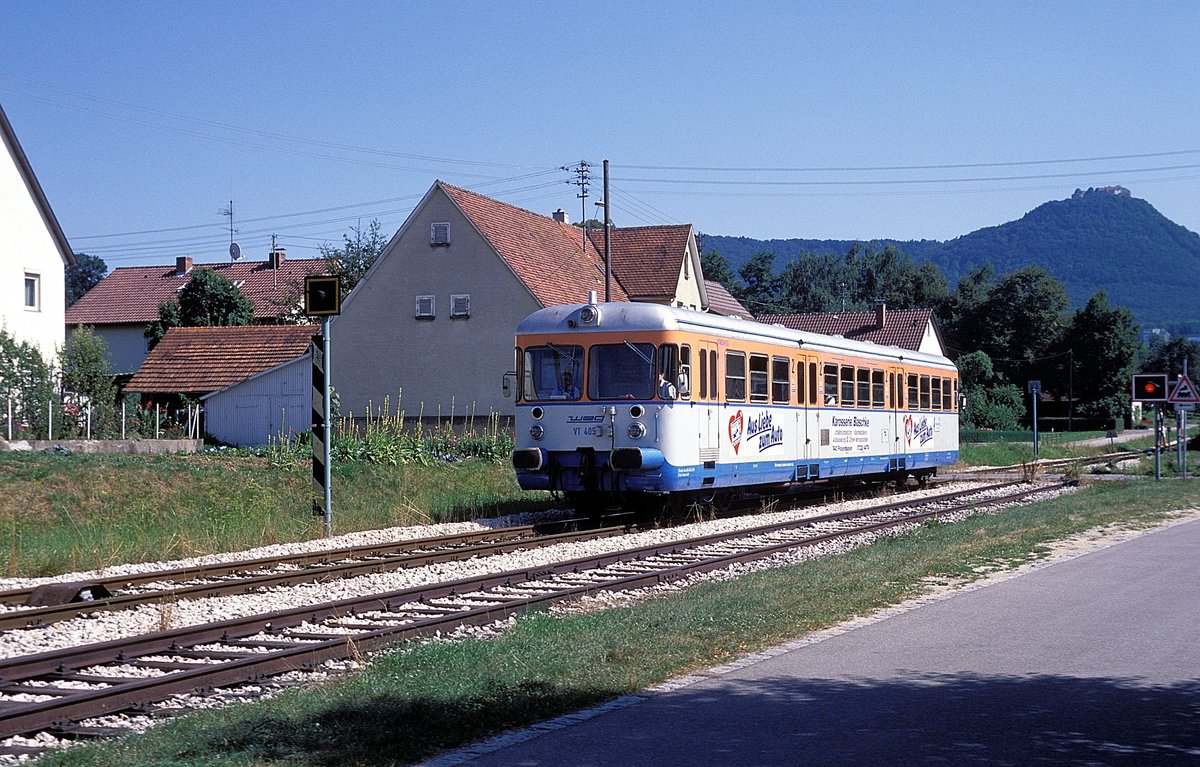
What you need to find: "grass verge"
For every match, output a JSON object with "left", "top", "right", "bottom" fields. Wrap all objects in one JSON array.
[
  {"left": 0, "top": 452, "right": 550, "bottom": 577},
  {"left": 33, "top": 479, "right": 1198, "bottom": 767}
]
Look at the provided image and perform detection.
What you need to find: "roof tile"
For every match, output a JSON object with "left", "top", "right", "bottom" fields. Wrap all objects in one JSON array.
[
  {"left": 65, "top": 258, "right": 327, "bottom": 325},
  {"left": 126, "top": 325, "right": 317, "bottom": 394},
  {"left": 439, "top": 182, "right": 630, "bottom": 306},
  {"left": 757, "top": 308, "right": 935, "bottom": 351}
]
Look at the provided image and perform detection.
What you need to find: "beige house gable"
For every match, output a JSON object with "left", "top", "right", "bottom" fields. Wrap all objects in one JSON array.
[
  {"left": 333, "top": 183, "right": 545, "bottom": 421},
  {"left": 0, "top": 102, "right": 73, "bottom": 364},
  {"left": 333, "top": 181, "right": 713, "bottom": 422}
]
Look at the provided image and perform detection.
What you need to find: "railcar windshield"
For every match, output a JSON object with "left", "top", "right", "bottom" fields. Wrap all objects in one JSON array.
[
  {"left": 522, "top": 344, "right": 583, "bottom": 401},
  {"left": 588, "top": 342, "right": 655, "bottom": 400}
]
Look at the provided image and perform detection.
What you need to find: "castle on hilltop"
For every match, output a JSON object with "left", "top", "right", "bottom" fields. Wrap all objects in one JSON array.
[{"left": 1072, "top": 185, "right": 1131, "bottom": 199}]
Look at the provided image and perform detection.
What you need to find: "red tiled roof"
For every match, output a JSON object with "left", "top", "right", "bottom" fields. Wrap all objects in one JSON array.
[
  {"left": 439, "top": 182, "right": 629, "bottom": 306},
  {"left": 588, "top": 225, "right": 692, "bottom": 300},
  {"left": 126, "top": 325, "right": 317, "bottom": 394},
  {"left": 757, "top": 307, "right": 937, "bottom": 352},
  {"left": 704, "top": 280, "right": 752, "bottom": 318},
  {"left": 65, "top": 257, "right": 328, "bottom": 325}
]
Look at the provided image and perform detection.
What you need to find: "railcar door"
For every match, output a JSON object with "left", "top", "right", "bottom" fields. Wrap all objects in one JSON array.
[
  {"left": 889, "top": 365, "right": 906, "bottom": 471},
  {"left": 696, "top": 341, "right": 721, "bottom": 464},
  {"left": 798, "top": 355, "right": 818, "bottom": 461}
]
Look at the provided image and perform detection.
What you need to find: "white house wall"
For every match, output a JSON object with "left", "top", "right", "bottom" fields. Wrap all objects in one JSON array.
[
  {"left": 334, "top": 187, "right": 540, "bottom": 421},
  {"left": 0, "top": 131, "right": 66, "bottom": 365},
  {"left": 204, "top": 356, "right": 308, "bottom": 447}
]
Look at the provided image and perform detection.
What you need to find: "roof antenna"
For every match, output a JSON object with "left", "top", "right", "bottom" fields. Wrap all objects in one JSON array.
[{"left": 220, "top": 200, "right": 242, "bottom": 261}]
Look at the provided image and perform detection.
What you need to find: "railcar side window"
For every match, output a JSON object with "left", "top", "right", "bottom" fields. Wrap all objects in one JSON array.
[
  {"left": 725, "top": 351, "right": 747, "bottom": 401},
  {"left": 808, "top": 361, "right": 818, "bottom": 406},
  {"left": 823, "top": 364, "right": 839, "bottom": 406},
  {"left": 942, "top": 377, "right": 953, "bottom": 410},
  {"left": 856, "top": 368, "right": 870, "bottom": 408},
  {"left": 587, "top": 342, "right": 655, "bottom": 400},
  {"left": 907, "top": 374, "right": 919, "bottom": 410},
  {"left": 919, "top": 375, "right": 931, "bottom": 410},
  {"left": 699, "top": 351, "right": 708, "bottom": 399},
  {"left": 678, "top": 345, "right": 692, "bottom": 399},
  {"left": 658, "top": 344, "right": 680, "bottom": 400},
  {"left": 872, "top": 369, "right": 885, "bottom": 408},
  {"left": 889, "top": 372, "right": 897, "bottom": 409},
  {"left": 840, "top": 366, "right": 855, "bottom": 407},
  {"left": 772, "top": 356, "right": 790, "bottom": 403},
  {"left": 749, "top": 354, "right": 769, "bottom": 403},
  {"left": 522, "top": 344, "right": 584, "bottom": 401},
  {"left": 931, "top": 378, "right": 942, "bottom": 411}
]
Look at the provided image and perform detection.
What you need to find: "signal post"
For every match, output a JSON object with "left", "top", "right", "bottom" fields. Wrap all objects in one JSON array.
[{"left": 305, "top": 275, "right": 342, "bottom": 536}]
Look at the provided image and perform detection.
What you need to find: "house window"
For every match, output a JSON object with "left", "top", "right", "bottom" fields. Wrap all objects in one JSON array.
[
  {"left": 431, "top": 222, "right": 450, "bottom": 246},
  {"left": 450, "top": 293, "right": 470, "bottom": 318},
  {"left": 415, "top": 295, "right": 435, "bottom": 319},
  {"left": 24, "top": 273, "right": 40, "bottom": 310}
]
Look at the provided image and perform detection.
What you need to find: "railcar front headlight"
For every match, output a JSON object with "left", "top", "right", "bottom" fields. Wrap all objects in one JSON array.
[
  {"left": 627, "top": 421, "right": 646, "bottom": 440},
  {"left": 529, "top": 424, "right": 545, "bottom": 441}
]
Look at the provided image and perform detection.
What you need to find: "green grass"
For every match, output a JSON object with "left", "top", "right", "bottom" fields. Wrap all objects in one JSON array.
[
  {"left": 31, "top": 479, "right": 1200, "bottom": 767},
  {"left": 0, "top": 452, "right": 551, "bottom": 577}
]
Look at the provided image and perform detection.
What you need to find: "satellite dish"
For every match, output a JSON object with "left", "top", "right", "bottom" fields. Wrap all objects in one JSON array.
[{"left": 229, "top": 242, "right": 242, "bottom": 260}]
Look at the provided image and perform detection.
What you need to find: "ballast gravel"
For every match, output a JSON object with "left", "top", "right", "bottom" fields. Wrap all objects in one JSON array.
[
  {"left": 0, "top": 482, "right": 1039, "bottom": 662},
  {"left": 0, "top": 482, "right": 1081, "bottom": 762}
]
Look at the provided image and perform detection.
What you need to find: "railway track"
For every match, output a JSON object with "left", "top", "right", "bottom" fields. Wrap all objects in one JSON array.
[
  {"left": 0, "top": 521, "right": 626, "bottom": 631},
  {"left": 0, "top": 479, "right": 1065, "bottom": 757}
]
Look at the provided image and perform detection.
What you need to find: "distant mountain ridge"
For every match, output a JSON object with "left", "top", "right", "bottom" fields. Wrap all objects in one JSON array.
[{"left": 700, "top": 188, "right": 1200, "bottom": 333}]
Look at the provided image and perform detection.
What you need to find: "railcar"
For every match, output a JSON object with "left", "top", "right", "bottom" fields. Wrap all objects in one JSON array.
[{"left": 509, "top": 301, "right": 958, "bottom": 511}]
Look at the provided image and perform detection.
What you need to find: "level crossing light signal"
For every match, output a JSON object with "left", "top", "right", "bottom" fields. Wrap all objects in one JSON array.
[
  {"left": 304, "top": 275, "right": 342, "bottom": 316},
  {"left": 1131, "top": 373, "right": 1169, "bottom": 402}
]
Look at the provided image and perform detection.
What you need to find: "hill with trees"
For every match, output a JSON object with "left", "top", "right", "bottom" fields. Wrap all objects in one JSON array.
[{"left": 700, "top": 188, "right": 1200, "bottom": 334}]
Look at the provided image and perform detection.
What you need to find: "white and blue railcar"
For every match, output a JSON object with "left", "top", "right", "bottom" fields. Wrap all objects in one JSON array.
[{"left": 510, "top": 302, "right": 958, "bottom": 509}]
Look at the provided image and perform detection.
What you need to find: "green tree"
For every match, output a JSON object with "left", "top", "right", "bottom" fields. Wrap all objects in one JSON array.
[
  {"left": 59, "top": 326, "right": 118, "bottom": 437},
  {"left": 1142, "top": 334, "right": 1200, "bottom": 380},
  {"left": 941, "top": 263, "right": 996, "bottom": 355},
  {"left": 0, "top": 329, "right": 53, "bottom": 438},
  {"left": 976, "top": 266, "right": 1069, "bottom": 385},
  {"left": 1059, "top": 291, "right": 1140, "bottom": 427},
  {"left": 700, "top": 249, "right": 738, "bottom": 290},
  {"left": 65, "top": 252, "right": 108, "bottom": 307},
  {"left": 734, "top": 251, "right": 785, "bottom": 315},
  {"left": 145, "top": 269, "right": 254, "bottom": 347},
  {"left": 321, "top": 219, "right": 387, "bottom": 298},
  {"left": 955, "top": 350, "right": 1025, "bottom": 430}
]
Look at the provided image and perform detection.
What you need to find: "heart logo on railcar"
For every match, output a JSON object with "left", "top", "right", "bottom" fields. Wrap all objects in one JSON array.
[{"left": 728, "top": 410, "right": 744, "bottom": 454}]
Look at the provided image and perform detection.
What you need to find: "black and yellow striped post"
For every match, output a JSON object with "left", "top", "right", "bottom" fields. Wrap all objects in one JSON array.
[
  {"left": 305, "top": 276, "right": 341, "bottom": 536},
  {"left": 311, "top": 328, "right": 331, "bottom": 531}
]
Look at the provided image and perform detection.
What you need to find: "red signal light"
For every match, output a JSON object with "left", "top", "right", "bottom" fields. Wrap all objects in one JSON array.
[{"left": 1131, "top": 373, "right": 1168, "bottom": 402}]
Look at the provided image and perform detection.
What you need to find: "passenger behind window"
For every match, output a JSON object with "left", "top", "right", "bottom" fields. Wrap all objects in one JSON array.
[
  {"left": 552, "top": 371, "right": 579, "bottom": 399},
  {"left": 658, "top": 373, "right": 678, "bottom": 400}
]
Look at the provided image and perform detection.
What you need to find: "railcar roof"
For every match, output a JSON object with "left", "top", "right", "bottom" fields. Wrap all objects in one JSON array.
[{"left": 516, "top": 302, "right": 954, "bottom": 369}]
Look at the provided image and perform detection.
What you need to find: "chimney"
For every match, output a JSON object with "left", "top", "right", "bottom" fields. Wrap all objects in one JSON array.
[
  {"left": 269, "top": 246, "right": 286, "bottom": 269},
  {"left": 552, "top": 208, "right": 569, "bottom": 224},
  {"left": 874, "top": 299, "right": 886, "bottom": 329},
  {"left": 175, "top": 256, "right": 192, "bottom": 276}
]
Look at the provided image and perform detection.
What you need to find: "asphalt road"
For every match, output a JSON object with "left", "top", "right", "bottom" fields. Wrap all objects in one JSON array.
[{"left": 427, "top": 515, "right": 1200, "bottom": 767}]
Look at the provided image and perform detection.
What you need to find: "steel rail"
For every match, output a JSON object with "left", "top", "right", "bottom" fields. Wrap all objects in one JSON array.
[
  {"left": 0, "top": 480, "right": 1056, "bottom": 744},
  {"left": 0, "top": 524, "right": 625, "bottom": 630}
]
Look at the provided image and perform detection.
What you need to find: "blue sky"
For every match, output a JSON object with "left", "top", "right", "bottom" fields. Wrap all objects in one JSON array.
[{"left": 2, "top": 2, "right": 1197, "bottom": 269}]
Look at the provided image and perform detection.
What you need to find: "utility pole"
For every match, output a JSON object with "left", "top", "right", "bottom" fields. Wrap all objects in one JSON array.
[
  {"left": 603, "top": 159, "right": 611, "bottom": 302},
  {"left": 562, "top": 160, "right": 591, "bottom": 257}
]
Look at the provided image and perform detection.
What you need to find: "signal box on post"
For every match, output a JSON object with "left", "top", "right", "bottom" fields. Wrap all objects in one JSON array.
[
  {"left": 304, "top": 275, "right": 342, "bottom": 317},
  {"left": 1131, "top": 373, "right": 1169, "bottom": 402}
]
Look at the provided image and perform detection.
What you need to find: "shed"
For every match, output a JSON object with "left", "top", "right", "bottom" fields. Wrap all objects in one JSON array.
[{"left": 201, "top": 355, "right": 310, "bottom": 447}]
